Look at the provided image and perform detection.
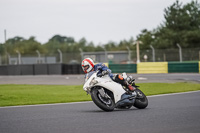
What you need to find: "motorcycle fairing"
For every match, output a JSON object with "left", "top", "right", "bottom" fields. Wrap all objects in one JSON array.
[{"left": 94, "top": 75, "right": 126, "bottom": 103}]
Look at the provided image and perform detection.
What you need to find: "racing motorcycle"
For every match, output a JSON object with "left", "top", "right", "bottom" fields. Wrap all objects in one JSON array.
[{"left": 83, "top": 71, "right": 148, "bottom": 111}]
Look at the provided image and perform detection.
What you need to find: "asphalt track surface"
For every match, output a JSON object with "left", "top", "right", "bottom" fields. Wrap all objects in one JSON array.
[
  {"left": 0, "top": 91, "right": 200, "bottom": 133},
  {"left": 0, "top": 73, "right": 200, "bottom": 85}
]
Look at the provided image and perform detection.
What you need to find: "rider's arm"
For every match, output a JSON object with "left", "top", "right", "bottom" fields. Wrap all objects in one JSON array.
[
  {"left": 98, "top": 63, "right": 113, "bottom": 78},
  {"left": 100, "top": 64, "right": 112, "bottom": 73},
  {"left": 95, "top": 63, "right": 113, "bottom": 78}
]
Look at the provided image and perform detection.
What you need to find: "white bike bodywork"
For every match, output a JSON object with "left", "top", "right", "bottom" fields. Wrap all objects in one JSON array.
[
  {"left": 83, "top": 71, "right": 133, "bottom": 103},
  {"left": 83, "top": 71, "right": 148, "bottom": 111}
]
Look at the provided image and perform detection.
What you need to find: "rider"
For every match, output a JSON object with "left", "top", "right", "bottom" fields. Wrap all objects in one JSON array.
[{"left": 81, "top": 58, "right": 135, "bottom": 92}]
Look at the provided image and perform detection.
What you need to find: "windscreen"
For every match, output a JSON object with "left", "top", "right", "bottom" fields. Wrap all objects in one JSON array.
[{"left": 85, "top": 71, "right": 96, "bottom": 81}]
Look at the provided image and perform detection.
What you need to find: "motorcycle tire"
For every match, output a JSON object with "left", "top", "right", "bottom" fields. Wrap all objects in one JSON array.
[
  {"left": 134, "top": 89, "right": 148, "bottom": 109},
  {"left": 91, "top": 88, "right": 115, "bottom": 112}
]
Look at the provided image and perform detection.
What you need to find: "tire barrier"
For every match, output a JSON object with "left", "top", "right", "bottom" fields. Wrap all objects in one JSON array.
[
  {"left": 34, "top": 64, "right": 48, "bottom": 75},
  {"left": 48, "top": 64, "right": 63, "bottom": 75},
  {"left": 168, "top": 62, "right": 199, "bottom": 73},
  {"left": 63, "top": 64, "right": 83, "bottom": 74},
  {"left": 7, "top": 65, "right": 21, "bottom": 75},
  {"left": 0, "top": 62, "right": 199, "bottom": 75},
  {"left": 137, "top": 62, "right": 168, "bottom": 74},
  {"left": 0, "top": 65, "right": 8, "bottom": 75},
  {"left": 199, "top": 62, "right": 200, "bottom": 73},
  {"left": 0, "top": 64, "right": 82, "bottom": 75},
  {"left": 21, "top": 65, "right": 34, "bottom": 75},
  {"left": 109, "top": 64, "right": 137, "bottom": 73}
]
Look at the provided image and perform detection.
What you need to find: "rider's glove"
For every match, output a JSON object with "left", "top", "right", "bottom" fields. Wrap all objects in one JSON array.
[
  {"left": 97, "top": 73, "right": 103, "bottom": 77},
  {"left": 102, "top": 70, "right": 109, "bottom": 76}
]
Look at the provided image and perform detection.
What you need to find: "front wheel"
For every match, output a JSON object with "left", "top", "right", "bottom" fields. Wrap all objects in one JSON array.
[
  {"left": 134, "top": 89, "right": 148, "bottom": 109},
  {"left": 91, "top": 88, "right": 115, "bottom": 112}
]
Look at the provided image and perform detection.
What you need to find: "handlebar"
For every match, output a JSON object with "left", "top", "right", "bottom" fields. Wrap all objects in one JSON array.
[{"left": 97, "top": 70, "right": 109, "bottom": 77}]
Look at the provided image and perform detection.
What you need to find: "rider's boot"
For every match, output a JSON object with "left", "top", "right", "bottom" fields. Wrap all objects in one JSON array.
[
  {"left": 127, "top": 84, "right": 136, "bottom": 92},
  {"left": 124, "top": 81, "right": 136, "bottom": 92},
  {"left": 113, "top": 74, "right": 136, "bottom": 92}
]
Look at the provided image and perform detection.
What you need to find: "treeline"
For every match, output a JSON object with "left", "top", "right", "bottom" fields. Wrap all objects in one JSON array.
[{"left": 0, "top": 0, "right": 200, "bottom": 55}]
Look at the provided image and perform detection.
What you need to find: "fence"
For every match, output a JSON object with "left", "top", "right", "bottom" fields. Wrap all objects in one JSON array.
[
  {"left": 0, "top": 47, "right": 199, "bottom": 65},
  {"left": 0, "top": 52, "right": 82, "bottom": 65},
  {"left": 139, "top": 47, "right": 200, "bottom": 62}
]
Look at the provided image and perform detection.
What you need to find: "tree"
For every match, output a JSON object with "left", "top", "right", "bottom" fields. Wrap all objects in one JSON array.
[
  {"left": 137, "top": 0, "right": 200, "bottom": 49},
  {"left": 182, "top": 0, "right": 200, "bottom": 47},
  {"left": 156, "top": 0, "right": 200, "bottom": 48},
  {"left": 44, "top": 35, "right": 71, "bottom": 53},
  {"left": 136, "top": 29, "right": 155, "bottom": 49},
  {"left": 3, "top": 36, "right": 44, "bottom": 55},
  {"left": 49, "top": 35, "right": 75, "bottom": 43}
]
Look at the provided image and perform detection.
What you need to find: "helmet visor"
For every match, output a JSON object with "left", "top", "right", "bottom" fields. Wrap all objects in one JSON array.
[{"left": 83, "top": 65, "right": 89, "bottom": 71}]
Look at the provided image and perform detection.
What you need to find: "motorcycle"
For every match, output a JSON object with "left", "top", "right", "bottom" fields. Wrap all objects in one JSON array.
[{"left": 83, "top": 71, "right": 148, "bottom": 111}]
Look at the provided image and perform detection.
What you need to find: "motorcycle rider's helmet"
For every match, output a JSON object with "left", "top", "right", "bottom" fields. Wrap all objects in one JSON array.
[{"left": 81, "top": 58, "right": 94, "bottom": 73}]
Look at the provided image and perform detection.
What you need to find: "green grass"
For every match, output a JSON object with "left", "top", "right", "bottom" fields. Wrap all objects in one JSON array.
[
  {"left": 0, "top": 83, "right": 200, "bottom": 107},
  {"left": 138, "top": 82, "right": 200, "bottom": 95},
  {"left": 0, "top": 85, "right": 90, "bottom": 107}
]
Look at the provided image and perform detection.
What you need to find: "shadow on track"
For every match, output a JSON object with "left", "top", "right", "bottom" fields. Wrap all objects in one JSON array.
[{"left": 81, "top": 108, "right": 150, "bottom": 113}]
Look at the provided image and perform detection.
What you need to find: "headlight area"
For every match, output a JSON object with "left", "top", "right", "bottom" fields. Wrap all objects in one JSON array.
[
  {"left": 83, "top": 87, "right": 88, "bottom": 91},
  {"left": 89, "top": 78, "right": 98, "bottom": 86},
  {"left": 84, "top": 87, "right": 91, "bottom": 95}
]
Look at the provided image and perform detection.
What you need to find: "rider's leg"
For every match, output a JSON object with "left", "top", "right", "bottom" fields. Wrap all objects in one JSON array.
[{"left": 113, "top": 74, "right": 135, "bottom": 92}]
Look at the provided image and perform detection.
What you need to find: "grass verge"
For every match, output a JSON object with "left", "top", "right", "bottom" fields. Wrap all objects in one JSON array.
[{"left": 0, "top": 82, "right": 200, "bottom": 107}]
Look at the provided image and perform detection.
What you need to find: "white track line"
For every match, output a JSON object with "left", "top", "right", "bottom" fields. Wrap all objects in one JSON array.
[
  {"left": 0, "top": 90, "right": 200, "bottom": 109},
  {"left": 0, "top": 101, "right": 92, "bottom": 109},
  {"left": 148, "top": 90, "right": 200, "bottom": 98}
]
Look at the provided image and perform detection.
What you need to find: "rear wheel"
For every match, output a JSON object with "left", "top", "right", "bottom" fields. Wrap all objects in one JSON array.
[
  {"left": 134, "top": 89, "right": 148, "bottom": 109},
  {"left": 91, "top": 88, "right": 115, "bottom": 112}
]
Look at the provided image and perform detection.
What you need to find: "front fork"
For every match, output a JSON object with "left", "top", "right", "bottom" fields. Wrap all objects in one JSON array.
[{"left": 98, "top": 88, "right": 110, "bottom": 99}]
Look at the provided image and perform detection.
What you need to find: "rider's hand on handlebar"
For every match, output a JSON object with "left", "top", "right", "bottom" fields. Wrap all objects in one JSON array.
[
  {"left": 102, "top": 70, "right": 109, "bottom": 76},
  {"left": 97, "top": 73, "right": 103, "bottom": 77},
  {"left": 97, "top": 70, "right": 109, "bottom": 77}
]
